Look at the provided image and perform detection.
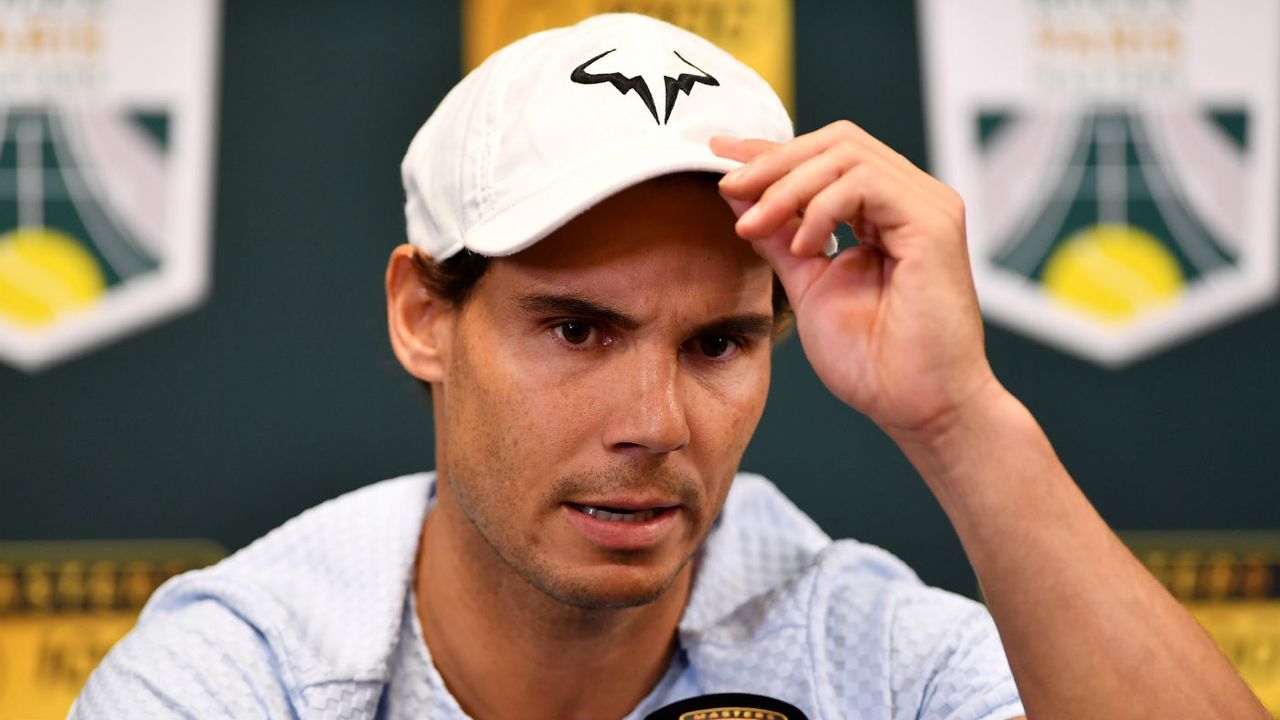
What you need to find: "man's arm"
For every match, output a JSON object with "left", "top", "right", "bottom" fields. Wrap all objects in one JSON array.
[{"left": 712, "top": 122, "right": 1267, "bottom": 719}]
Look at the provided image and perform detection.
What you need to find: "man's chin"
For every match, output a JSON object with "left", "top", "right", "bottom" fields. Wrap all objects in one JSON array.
[{"left": 529, "top": 564, "right": 688, "bottom": 611}]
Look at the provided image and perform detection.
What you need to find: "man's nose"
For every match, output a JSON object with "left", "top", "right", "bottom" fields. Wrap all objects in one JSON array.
[{"left": 602, "top": 350, "right": 690, "bottom": 455}]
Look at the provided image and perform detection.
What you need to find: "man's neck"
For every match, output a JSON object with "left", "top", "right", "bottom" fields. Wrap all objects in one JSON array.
[{"left": 415, "top": 494, "right": 691, "bottom": 720}]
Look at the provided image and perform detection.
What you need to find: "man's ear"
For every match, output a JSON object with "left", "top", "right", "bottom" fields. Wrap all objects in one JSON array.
[{"left": 386, "top": 244, "right": 454, "bottom": 383}]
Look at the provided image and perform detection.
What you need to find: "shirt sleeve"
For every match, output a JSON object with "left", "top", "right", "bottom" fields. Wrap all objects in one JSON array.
[
  {"left": 69, "top": 598, "right": 298, "bottom": 720},
  {"left": 888, "top": 587, "right": 1025, "bottom": 720}
]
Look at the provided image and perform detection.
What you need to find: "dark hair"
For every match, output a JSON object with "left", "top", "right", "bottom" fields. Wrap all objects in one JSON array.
[
  {"left": 411, "top": 249, "right": 794, "bottom": 339},
  {"left": 411, "top": 248, "right": 493, "bottom": 308}
]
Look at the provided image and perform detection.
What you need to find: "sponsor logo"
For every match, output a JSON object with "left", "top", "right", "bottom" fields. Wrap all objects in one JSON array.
[
  {"left": 0, "top": 0, "right": 221, "bottom": 372},
  {"left": 920, "top": 0, "right": 1278, "bottom": 366}
]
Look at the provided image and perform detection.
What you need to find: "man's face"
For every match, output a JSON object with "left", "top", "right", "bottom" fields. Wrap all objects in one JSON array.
[{"left": 432, "top": 176, "right": 775, "bottom": 610}]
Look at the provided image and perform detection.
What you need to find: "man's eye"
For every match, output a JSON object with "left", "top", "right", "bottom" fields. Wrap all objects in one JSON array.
[
  {"left": 554, "top": 321, "right": 595, "bottom": 345},
  {"left": 697, "top": 335, "right": 739, "bottom": 359}
]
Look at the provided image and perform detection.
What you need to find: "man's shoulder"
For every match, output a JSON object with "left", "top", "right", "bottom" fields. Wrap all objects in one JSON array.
[
  {"left": 71, "top": 595, "right": 397, "bottom": 720},
  {"left": 685, "top": 472, "right": 927, "bottom": 629},
  {"left": 73, "top": 473, "right": 434, "bottom": 718},
  {"left": 683, "top": 473, "right": 1021, "bottom": 719},
  {"left": 147, "top": 472, "right": 433, "bottom": 682}
]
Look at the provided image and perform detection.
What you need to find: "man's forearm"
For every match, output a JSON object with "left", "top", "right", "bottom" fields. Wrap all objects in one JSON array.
[{"left": 892, "top": 382, "right": 1267, "bottom": 719}]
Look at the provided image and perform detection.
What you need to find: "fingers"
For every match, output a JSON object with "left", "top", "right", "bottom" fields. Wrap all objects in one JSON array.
[
  {"left": 749, "top": 217, "right": 831, "bottom": 310},
  {"left": 716, "top": 120, "right": 901, "bottom": 201},
  {"left": 790, "top": 163, "right": 902, "bottom": 257},
  {"left": 719, "top": 192, "right": 828, "bottom": 308},
  {"left": 729, "top": 143, "right": 855, "bottom": 241},
  {"left": 709, "top": 136, "right": 777, "bottom": 163},
  {"left": 735, "top": 150, "right": 918, "bottom": 257},
  {"left": 713, "top": 120, "right": 965, "bottom": 260}
]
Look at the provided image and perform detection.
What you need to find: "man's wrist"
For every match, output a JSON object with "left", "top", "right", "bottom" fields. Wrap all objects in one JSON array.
[{"left": 886, "top": 379, "right": 1043, "bottom": 506}]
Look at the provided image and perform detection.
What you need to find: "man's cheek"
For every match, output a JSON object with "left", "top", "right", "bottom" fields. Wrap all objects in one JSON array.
[
  {"left": 479, "top": 380, "right": 582, "bottom": 469},
  {"left": 716, "top": 373, "right": 770, "bottom": 448}
]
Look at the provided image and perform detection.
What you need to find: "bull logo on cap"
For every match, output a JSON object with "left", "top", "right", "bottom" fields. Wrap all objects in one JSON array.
[{"left": 571, "top": 49, "right": 719, "bottom": 125}]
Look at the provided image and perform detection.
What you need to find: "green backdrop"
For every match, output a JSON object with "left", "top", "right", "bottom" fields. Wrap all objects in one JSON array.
[{"left": 2, "top": 0, "right": 1277, "bottom": 600}]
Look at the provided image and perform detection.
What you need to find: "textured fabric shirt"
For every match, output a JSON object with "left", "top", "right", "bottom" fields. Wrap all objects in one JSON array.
[{"left": 71, "top": 472, "right": 1025, "bottom": 719}]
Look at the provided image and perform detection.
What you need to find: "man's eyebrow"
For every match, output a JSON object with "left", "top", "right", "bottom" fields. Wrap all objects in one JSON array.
[
  {"left": 689, "top": 313, "right": 774, "bottom": 340},
  {"left": 516, "top": 293, "right": 640, "bottom": 330},
  {"left": 515, "top": 293, "right": 773, "bottom": 338}
]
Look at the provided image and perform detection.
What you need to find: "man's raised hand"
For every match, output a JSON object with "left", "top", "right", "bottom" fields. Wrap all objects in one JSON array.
[
  {"left": 713, "top": 121, "right": 1001, "bottom": 444},
  {"left": 715, "top": 122, "right": 1273, "bottom": 720}
]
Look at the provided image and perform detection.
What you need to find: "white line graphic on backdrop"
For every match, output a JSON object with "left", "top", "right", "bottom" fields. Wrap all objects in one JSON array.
[
  {"left": 47, "top": 111, "right": 149, "bottom": 279},
  {"left": 996, "top": 114, "right": 1095, "bottom": 275},
  {"left": 1131, "top": 114, "right": 1228, "bottom": 275},
  {"left": 17, "top": 119, "right": 43, "bottom": 230}
]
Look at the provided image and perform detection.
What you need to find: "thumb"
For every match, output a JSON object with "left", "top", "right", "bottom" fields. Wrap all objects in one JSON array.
[{"left": 722, "top": 195, "right": 828, "bottom": 308}]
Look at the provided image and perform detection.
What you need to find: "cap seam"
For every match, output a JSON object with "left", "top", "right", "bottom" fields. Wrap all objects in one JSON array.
[{"left": 481, "top": 35, "right": 525, "bottom": 222}]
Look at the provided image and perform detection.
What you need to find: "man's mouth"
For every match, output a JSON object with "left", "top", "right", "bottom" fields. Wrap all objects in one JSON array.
[
  {"left": 567, "top": 503, "right": 676, "bottom": 523},
  {"left": 562, "top": 499, "right": 683, "bottom": 549}
]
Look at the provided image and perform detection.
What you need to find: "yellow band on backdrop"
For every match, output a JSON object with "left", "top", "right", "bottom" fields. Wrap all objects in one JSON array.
[
  {"left": 1121, "top": 532, "right": 1280, "bottom": 715},
  {"left": 463, "top": 0, "right": 794, "bottom": 113},
  {"left": 0, "top": 541, "right": 225, "bottom": 720}
]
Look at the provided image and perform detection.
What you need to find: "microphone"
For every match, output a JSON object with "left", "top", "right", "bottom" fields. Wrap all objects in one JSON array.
[{"left": 644, "top": 692, "right": 809, "bottom": 720}]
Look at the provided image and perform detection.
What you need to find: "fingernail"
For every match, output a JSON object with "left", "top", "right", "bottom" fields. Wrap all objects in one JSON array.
[
  {"left": 739, "top": 203, "right": 762, "bottom": 225},
  {"left": 722, "top": 165, "right": 751, "bottom": 184},
  {"left": 723, "top": 197, "right": 753, "bottom": 216},
  {"left": 711, "top": 135, "right": 742, "bottom": 145}
]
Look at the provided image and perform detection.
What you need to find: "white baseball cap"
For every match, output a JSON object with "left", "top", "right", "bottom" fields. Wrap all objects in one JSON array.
[{"left": 401, "top": 13, "right": 796, "bottom": 260}]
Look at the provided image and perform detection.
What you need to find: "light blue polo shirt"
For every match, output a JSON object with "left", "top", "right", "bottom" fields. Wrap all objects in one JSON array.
[{"left": 71, "top": 473, "right": 1024, "bottom": 719}]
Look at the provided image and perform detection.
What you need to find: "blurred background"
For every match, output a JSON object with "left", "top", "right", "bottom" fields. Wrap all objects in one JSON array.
[{"left": 0, "top": 0, "right": 1276, "bottom": 717}]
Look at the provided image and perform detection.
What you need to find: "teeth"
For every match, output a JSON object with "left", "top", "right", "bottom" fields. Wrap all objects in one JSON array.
[{"left": 577, "top": 505, "right": 664, "bottom": 523}]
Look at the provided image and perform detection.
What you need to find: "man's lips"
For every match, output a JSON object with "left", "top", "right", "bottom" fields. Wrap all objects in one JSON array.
[
  {"left": 566, "top": 496, "right": 680, "bottom": 521},
  {"left": 561, "top": 500, "right": 682, "bottom": 548},
  {"left": 566, "top": 502, "right": 677, "bottom": 523}
]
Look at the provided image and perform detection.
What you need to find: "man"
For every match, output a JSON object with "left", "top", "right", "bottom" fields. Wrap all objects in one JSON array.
[{"left": 73, "top": 13, "right": 1264, "bottom": 720}]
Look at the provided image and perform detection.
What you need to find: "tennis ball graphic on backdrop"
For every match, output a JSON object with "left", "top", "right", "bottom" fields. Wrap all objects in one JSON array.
[
  {"left": 0, "top": 227, "right": 106, "bottom": 328},
  {"left": 1042, "top": 224, "right": 1186, "bottom": 324}
]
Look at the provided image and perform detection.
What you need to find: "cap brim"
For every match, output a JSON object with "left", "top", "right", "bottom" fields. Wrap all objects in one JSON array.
[{"left": 462, "top": 142, "right": 741, "bottom": 257}]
